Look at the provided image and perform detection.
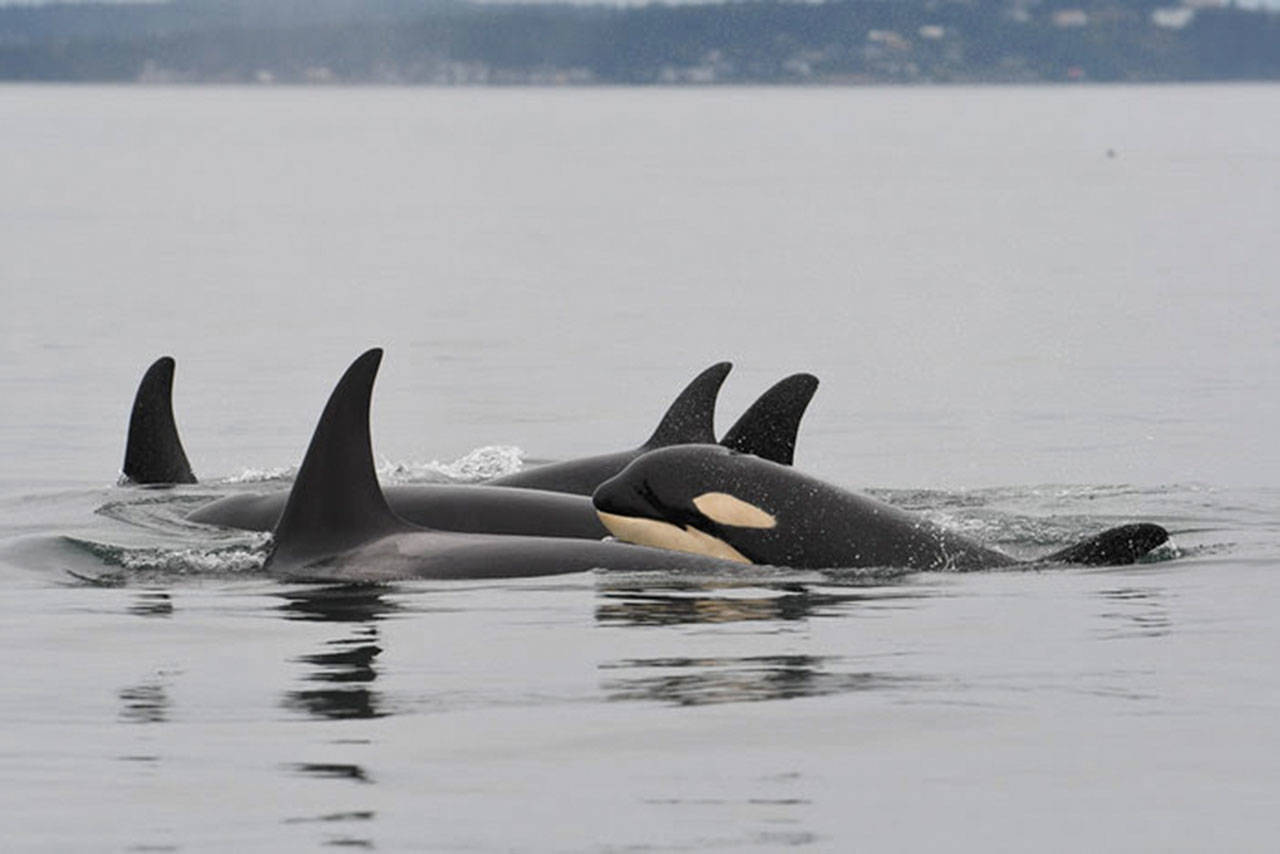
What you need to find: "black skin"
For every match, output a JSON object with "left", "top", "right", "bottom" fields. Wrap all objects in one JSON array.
[
  {"left": 485, "top": 367, "right": 818, "bottom": 496},
  {"left": 593, "top": 445, "right": 1169, "bottom": 571},
  {"left": 122, "top": 356, "right": 195, "bottom": 485},
  {"left": 189, "top": 484, "right": 607, "bottom": 539},
  {"left": 264, "top": 349, "right": 751, "bottom": 582}
]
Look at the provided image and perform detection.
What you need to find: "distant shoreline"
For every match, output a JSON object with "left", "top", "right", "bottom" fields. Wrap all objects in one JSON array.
[{"left": 2, "top": 0, "right": 1278, "bottom": 85}]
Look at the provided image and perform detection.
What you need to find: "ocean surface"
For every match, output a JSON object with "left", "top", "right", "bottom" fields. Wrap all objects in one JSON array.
[{"left": 1, "top": 83, "right": 1278, "bottom": 852}]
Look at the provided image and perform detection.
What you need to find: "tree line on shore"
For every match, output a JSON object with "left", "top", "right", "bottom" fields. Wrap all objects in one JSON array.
[{"left": 1, "top": 0, "right": 1277, "bottom": 84}]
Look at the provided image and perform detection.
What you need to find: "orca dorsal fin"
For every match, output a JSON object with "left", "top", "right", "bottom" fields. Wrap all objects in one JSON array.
[
  {"left": 641, "top": 362, "right": 732, "bottom": 449},
  {"left": 122, "top": 356, "right": 196, "bottom": 485},
  {"left": 269, "top": 349, "right": 412, "bottom": 571},
  {"left": 719, "top": 373, "right": 819, "bottom": 465},
  {"left": 1042, "top": 523, "right": 1169, "bottom": 566}
]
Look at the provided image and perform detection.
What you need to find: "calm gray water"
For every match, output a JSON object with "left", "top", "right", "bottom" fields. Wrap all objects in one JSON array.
[{"left": 1, "top": 84, "right": 1278, "bottom": 851}]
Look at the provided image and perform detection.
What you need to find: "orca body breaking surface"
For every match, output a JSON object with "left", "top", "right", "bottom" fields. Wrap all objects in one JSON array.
[
  {"left": 190, "top": 483, "right": 606, "bottom": 539},
  {"left": 593, "top": 445, "right": 1170, "bottom": 571},
  {"left": 484, "top": 365, "right": 818, "bottom": 496},
  {"left": 125, "top": 355, "right": 813, "bottom": 540},
  {"left": 265, "top": 350, "right": 748, "bottom": 582}
]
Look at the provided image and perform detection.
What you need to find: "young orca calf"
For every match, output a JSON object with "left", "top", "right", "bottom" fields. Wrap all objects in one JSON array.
[
  {"left": 484, "top": 364, "right": 819, "bottom": 496},
  {"left": 266, "top": 350, "right": 747, "bottom": 582},
  {"left": 592, "top": 445, "right": 1170, "bottom": 571},
  {"left": 121, "top": 357, "right": 196, "bottom": 485}
]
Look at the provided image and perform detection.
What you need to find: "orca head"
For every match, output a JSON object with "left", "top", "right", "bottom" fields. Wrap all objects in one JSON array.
[{"left": 592, "top": 445, "right": 782, "bottom": 564}]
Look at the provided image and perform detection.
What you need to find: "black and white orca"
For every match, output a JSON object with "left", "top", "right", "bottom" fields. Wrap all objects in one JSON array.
[
  {"left": 265, "top": 349, "right": 747, "bottom": 581},
  {"left": 120, "top": 356, "right": 816, "bottom": 540},
  {"left": 592, "top": 445, "right": 1170, "bottom": 571}
]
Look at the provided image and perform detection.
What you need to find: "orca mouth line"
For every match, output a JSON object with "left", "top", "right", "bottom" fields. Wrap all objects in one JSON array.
[
  {"left": 594, "top": 480, "right": 729, "bottom": 544},
  {"left": 594, "top": 480, "right": 665, "bottom": 523}
]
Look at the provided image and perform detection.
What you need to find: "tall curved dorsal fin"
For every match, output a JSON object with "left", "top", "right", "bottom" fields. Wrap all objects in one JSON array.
[
  {"left": 641, "top": 362, "right": 732, "bottom": 449},
  {"left": 122, "top": 356, "right": 196, "bottom": 485},
  {"left": 719, "top": 373, "right": 819, "bottom": 465},
  {"left": 269, "top": 349, "right": 412, "bottom": 571}
]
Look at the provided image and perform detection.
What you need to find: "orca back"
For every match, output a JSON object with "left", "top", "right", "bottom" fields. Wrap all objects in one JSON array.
[{"left": 1042, "top": 523, "right": 1169, "bottom": 566}]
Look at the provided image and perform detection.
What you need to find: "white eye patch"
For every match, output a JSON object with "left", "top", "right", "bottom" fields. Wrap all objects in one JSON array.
[{"left": 692, "top": 492, "right": 777, "bottom": 529}]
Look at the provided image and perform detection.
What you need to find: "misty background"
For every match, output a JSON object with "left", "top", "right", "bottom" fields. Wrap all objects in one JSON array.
[{"left": 1, "top": 0, "right": 1277, "bottom": 84}]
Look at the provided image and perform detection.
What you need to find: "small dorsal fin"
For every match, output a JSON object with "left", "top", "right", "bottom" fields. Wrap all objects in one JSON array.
[
  {"left": 1042, "top": 523, "right": 1169, "bottom": 565},
  {"left": 269, "top": 349, "right": 411, "bottom": 571},
  {"left": 122, "top": 356, "right": 196, "bottom": 485},
  {"left": 641, "top": 362, "right": 732, "bottom": 449},
  {"left": 719, "top": 373, "right": 819, "bottom": 465}
]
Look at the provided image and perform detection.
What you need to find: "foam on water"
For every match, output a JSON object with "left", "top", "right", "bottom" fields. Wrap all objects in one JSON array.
[
  {"left": 375, "top": 444, "right": 526, "bottom": 484},
  {"left": 62, "top": 535, "right": 269, "bottom": 582},
  {"left": 220, "top": 446, "right": 527, "bottom": 486},
  {"left": 225, "top": 466, "right": 296, "bottom": 484}
]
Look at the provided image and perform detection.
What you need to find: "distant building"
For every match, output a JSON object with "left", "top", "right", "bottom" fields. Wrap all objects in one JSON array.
[
  {"left": 1052, "top": 9, "right": 1089, "bottom": 27},
  {"left": 1151, "top": 6, "right": 1196, "bottom": 28},
  {"left": 867, "top": 30, "right": 911, "bottom": 51}
]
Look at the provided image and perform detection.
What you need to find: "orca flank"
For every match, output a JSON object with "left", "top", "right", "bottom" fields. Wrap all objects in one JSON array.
[{"left": 593, "top": 445, "right": 1170, "bottom": 571}]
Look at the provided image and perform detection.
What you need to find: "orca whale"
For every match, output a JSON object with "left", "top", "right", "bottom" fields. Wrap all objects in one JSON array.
[
  {"left": 121, "top": 357, "right": 196, "bottom": 485},
  {"left": 116, "top": 355, "right": 605, "bottom": 536},
  {"left": 592, "top": 445, "right": 1170, "bottom": 571},
  {"left": 484, "top": 364, "right": 819, "bottom": 495},
  {"left": 266, "top": 349, "right": 747, "bottom": 582},
  {"left": 116, "top": 356, "right": 814, "bottom": 536}
]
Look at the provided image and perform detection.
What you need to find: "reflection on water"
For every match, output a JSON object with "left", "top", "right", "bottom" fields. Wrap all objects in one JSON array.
[
  {"left": 118, "top": 680, "right": 169, "bottom": 724},
  {"left": 1097, "top": 586, "right": 1172, "bottom": 640},
  {"left": 598, "top": 583, "right": 929, "bottom": 706},
  {"left": 285, "top": 642, "right": 386, "bottom": 721},
  {"left": 276, "top": 586, "right": 384, "bottom": 850},
  {"left": 284, "top": 812, "right": 376, "bottom": 825},
  {"left": 278, "top": 585, "right": 401, "bottom": 624},
  {"left": 280, "top": 586, "right": 398, "bottom": 721},
  {"left": 596, "top": 583, "right": 923, "bottom": 627},
  {"left": 286, "top": 763, "right": 373, "bottom": 784},
  {"left": 128, "top": 591, "right": 173, "bottom": 618},
  {"left": 603, "top": 655, "right": 918, "bottom": 707}
]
